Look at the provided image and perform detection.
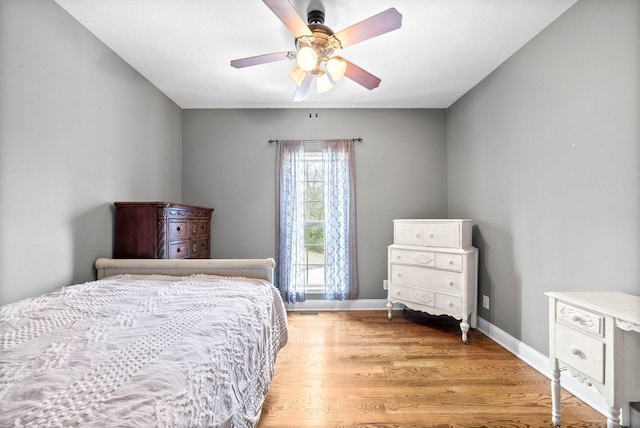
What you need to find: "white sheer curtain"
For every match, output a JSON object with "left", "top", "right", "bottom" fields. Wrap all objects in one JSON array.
[
  {"left": 322, "top": 139, "right": 358, "bottom": 300},
  {"left": 276, "top": 139, "right": 358, "bottom": 302},
  {"left": 275, "top": 140, "right": 306, "bottom": 303}
]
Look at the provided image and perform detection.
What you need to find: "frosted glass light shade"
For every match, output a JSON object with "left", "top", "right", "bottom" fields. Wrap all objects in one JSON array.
[
  {"left": 297, "top": 46, "right": 317, "bottom": 72},
  {"left": 316, "top": 73, "right": 333, "bottom": 93},
  {"left": 288, "top": 66, "right": 306, "bottom": 87},
  {"left": 326, "top": 57, "right": 347, "bottom": 81}
]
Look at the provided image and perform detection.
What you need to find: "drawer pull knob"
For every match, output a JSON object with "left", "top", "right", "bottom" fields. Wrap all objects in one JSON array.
[
  {"left": 448, "top": 302, "right": 453, "bottom": 307},
  {"left": 570, "top": 347, "right": 582, "bottom": 357},
  {"left": 448, "top": 260, "right": 454, "bottom": 265},
  {"left": 570, "top": 313, "right": 583, "bottom": 322},
  {"left": 429, "top": 234, "right": 434, "bottom": 238},
  {"left": 176, "top": 248, "right": 181, "bottom": 253},
  {"left": 448, "top": 281, "right": 454, "bottom": 286},
  {"left": 176, "top": 226, "right": 181, "bottom": 231}
]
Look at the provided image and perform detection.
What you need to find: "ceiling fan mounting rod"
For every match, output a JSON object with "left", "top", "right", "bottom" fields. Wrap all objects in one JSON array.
[{"left": 307, "top": 9, "right": 324, "bottom": 25}]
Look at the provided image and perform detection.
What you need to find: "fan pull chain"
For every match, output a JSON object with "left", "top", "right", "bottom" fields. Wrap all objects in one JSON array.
[
  {"left": 308, "top": 78, "right": 318, "bottom": 118},
  {"left": 308, "top": 81, "right": 312, "bottom": 118}
]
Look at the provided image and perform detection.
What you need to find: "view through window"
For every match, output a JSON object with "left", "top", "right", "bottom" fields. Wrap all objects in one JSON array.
[{"left": 302, "top": 150, "right": 325, "bottom": 294}]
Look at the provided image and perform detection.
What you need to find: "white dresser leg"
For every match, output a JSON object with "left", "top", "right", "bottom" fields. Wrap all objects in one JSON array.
[
  {"left": 551, "top": 359, "right": 561, "bottom": 427},
  {"left": 387, "top": 301, "right": 393, "bottom": 320},
  {"left": 460, "top": 320, "right": 470, "bottom": 343},
  {"left": 606, "top": 406, "right": 620, "bottom": 428}
]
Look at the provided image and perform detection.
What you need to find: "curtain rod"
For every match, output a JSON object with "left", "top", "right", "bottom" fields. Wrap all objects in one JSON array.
[{"left": 268, "top": 138, "right": 362, "bottom": 144}]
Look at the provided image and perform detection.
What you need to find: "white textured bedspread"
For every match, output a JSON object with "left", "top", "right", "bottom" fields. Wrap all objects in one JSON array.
[{"left": 0, "top": 274, "right": 288, "bottom": 427}]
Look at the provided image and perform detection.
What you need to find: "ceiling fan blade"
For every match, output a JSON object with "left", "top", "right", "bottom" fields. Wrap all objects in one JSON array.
[
  {"left": 343, "top": 59, "right": 381, "bottom": 90},
  {"left": 230, "top": 51, "right": 293, "bottom": 68},
  {"left": 263, "top": 0, "right": 313, "bottom": 38},
  {"left": 293, "top": 72, "right": 313, "bottom": 101},
  {"left": 333, "top": 8, "right": 402, "bottom": 48}
]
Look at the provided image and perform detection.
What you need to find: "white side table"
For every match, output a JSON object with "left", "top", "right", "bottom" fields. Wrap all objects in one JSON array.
[{"left": 546, "top": 292, "right": 640, "bottom": 428}]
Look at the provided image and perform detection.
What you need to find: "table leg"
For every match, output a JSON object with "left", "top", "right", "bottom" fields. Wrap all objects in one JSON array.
[
  {"left": 387, "top": 301, "right": 393, "bottom": 320},
  {"left": 551, "top": 359, "right": 561, "bottom": 426}
]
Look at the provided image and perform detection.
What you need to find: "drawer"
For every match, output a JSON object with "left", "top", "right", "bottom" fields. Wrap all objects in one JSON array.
[
  {"left": 189, "top": 221, "right": 208, "bottom": 238},
  {"left": 424, "top": 223, "right": 461, "bottom": 248},
  {"left": 390, "top": 264, "right": 462, "bottom": 294},
  {"left": 435, "top": 293, "right": 462, "bottom": 313},
  {"left": 556, "top": 302, "right": 604, "bottom": 337},
  {"left": 389, "top": 248, "right": 435, "bottom": 267},
  {"left": 199, "top": 238, "right": 209, "bottom": 256},
  {"left": 393, "top": 220, "right": 470, "bottom": 248},
  {"left": 434, "top": 253, "right": 463, "bottom": 271},
  {"left": 388, "top": 284, "right": 435, "bottom": 306},
  {"left": 168, "top": 221, "right": 190, "bottom": 240},
  {"left": 555, "top": 323, "right": 604, "bottom": 384},
  {"left": 394, "top": 222, "right": 425, "bottom": 246},
  {"left": 168, "top": 240, "right": 189, "bottom": 259},
  {"left": 189, "top": 239, "right": 209, "bottom": 258},
  {"left": 388, "top": 284, "right": 415, "bottom": 302},
  {"left": 188, "top": 240, "right": 200, "bottom": 257}
]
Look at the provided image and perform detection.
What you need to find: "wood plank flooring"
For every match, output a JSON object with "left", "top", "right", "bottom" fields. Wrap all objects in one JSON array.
[{"left": 258, "top": 310, "right": 605, "bottom": 428}]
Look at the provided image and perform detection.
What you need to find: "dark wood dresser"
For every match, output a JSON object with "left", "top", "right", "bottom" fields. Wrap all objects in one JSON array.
[{"left": 114, "top": 202, "right": 214, "bottom": 259}]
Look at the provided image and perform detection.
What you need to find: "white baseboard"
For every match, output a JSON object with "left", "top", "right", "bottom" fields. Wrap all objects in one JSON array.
[
  {"left": 287, "top": 301, "right": 609, "bottom": 418},
  {"left": 476, "top": 317, "right": 608, "bottom": 418},
  {"left": 285, "top": 298, "right": 394, "bottom": 311}
]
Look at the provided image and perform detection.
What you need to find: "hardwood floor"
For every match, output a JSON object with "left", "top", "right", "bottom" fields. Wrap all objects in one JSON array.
[{"left": 258, "top": 310, "right": 605, "bottom": 428}]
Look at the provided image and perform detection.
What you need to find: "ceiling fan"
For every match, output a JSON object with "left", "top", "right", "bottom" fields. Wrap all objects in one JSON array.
[{"left": 230, "top": 0, "right": 402, "bottom": 101}]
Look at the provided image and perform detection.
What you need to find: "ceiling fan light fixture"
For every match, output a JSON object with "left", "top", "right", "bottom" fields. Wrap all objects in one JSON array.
[
  {"left": 230, "top": 2, "right": 403, "bottom": 101},
  {"left": 297, "top": 46, "right": 317, "bottom": 72},
  {"left": 288, "top": 66, "right": 306, "bottom": 86},
  {"left": 316, "top": 72, "right": 333, "bottom": 93},
  {"left": 326, "top": 56, "right": 347, "bottom": 81}
]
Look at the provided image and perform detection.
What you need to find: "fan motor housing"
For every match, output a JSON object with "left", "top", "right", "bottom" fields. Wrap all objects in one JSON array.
[{"left": 295, "top": 10, "right": 335, "bottom": 61}]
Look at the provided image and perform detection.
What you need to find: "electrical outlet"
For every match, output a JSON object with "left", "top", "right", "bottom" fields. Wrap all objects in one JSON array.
[
  {"left": 482, "top": 295, "right": 490, "bottom": 310},
  {"left": 383, "top": 279, "right": 389, "bottom": 290}
]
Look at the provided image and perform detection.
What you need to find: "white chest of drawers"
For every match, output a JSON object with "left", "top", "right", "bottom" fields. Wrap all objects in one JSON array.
[
  {"left": 387, "top": 219, "right": 478, "bottom": 343},
  {"left": 546, "top": 292, "right": 640, "bottom": 428}
]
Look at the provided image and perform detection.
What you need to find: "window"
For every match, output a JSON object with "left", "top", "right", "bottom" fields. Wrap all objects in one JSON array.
[{"left": 276, "top": 139, "right": 358, "bottom": 303}]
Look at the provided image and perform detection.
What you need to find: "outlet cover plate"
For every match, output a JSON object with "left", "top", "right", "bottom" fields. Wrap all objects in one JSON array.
[{"left": 483, "top": 295, "right": 490, "bottom": 310}]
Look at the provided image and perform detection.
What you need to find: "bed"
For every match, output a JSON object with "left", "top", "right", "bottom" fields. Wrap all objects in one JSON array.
[{"left": 0, "top": 258, "right": 287, "bottom": 428}]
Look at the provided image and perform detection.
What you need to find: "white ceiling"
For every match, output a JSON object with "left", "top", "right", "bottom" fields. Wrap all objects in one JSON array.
[{"left": 53, "top": 0, "right": 577, "bottom": 109}]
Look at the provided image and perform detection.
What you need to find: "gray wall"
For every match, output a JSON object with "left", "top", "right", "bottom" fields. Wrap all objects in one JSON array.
[
  {"left": 447, "top": 0, "right": 640, "bottom": 354},
  {"left": 182, "top": 108, "right": 448, "bottom": 299},
  {"left": 0, "top": 0, "right": 183, "bottom": 304}
]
